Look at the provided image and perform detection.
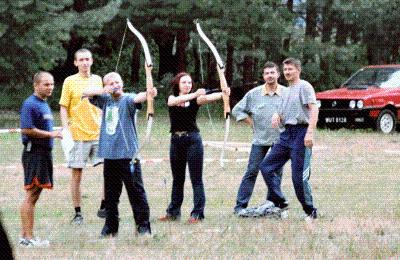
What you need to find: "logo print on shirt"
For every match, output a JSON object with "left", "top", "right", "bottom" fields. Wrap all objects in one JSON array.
[
  {"left": 105, "top": 106, "right": 119, "bottom": 135},
  {"left": 43, "top": 114, "right": 53, "bottom": 120}
]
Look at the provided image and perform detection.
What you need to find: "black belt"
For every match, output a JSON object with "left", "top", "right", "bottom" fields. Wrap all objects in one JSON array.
[
  {"left": 285, "top": 124, "right": 309, "bottom": 128},
  {"left": 23, "top": 142, "right": 52, "bottom": 152},
  {"left": 172, "top": 131, "right": 189, "bottom": 137}
]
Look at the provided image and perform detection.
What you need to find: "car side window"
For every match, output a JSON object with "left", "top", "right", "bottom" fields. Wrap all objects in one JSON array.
[
  {"left": 379, "top": 70, "right": 400, "bottom": 88},
  {"left": 345, "top": 69, "right": 376, "bottom": 86}
]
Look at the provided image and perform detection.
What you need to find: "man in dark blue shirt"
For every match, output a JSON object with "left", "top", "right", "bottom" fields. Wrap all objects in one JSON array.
[{"left": 19, "top": 71, "right": 62, "bottom": 248}]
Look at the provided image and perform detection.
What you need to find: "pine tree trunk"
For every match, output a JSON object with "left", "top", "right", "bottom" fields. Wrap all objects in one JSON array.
[
  {"left": 206, "top": 52, "right": 217, "bottom": 87},
  {"left": 130, "top": 38, "right": 141, "bottom": 85},
  {"left": 305, "top": 0, "right": 318, "bottom": 39},
  {"left": 242, "top": 55, "right": 254, "bottom": 85},
  {"left": 391, "top": 45, "right": 399, "bottom": 63},
  {"left": 192, "top": 41, "right": 201, "bottom": 84},
  {"left": 335, "top": 20, "right": 347, "bottom": 46},
  {"left": 152, "top": 31, "right": 176, "bottom": 80},
  {"left": 226, "top": 40, "right": 234, "bottom": 87},
  {"left": 73, "top": 0, "right": 86, "bottom": 13},
  {"left": 176, "top": 29, "right": 189, "bottom": 74},
  {"left": 321, "top": 0, "right": 334, "bottom": 43},
  {"left": 282, "top": 0, "right": 293, "bottom": 61}
]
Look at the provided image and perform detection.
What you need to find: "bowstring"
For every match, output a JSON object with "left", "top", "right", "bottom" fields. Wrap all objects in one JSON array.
[
  {"left": 114, "top": 21, "right": 138, "bottom": 154},
  {"left": 115, "top": 22, "right": 128, "bottom": 72},
  {"left": 198, "top": 38, "right": 215, "bottom": 132}
]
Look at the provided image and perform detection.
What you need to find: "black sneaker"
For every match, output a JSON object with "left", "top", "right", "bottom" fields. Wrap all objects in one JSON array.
[
  {"left": 137, "top": 225, "right": 152, "bottom": 236},
  {"left": 97, "top": 208, "right": 107, "bottom": 219},
  {"left": 304, "top": 208, "right": 318, "bottom": 222},
  {"left": 100, "top": 225, "right": 118, "bottom": 238},
  {"left": 71, "top": 213, "right": 83, "bottom": 225},
  {"left": 277, "top": 200, "right": 289, "bottom": 210}
]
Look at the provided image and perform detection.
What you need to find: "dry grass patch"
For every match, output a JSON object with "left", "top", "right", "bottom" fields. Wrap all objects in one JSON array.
[{"left": 1, "top": 120, "right": 400, "bottom": 258}]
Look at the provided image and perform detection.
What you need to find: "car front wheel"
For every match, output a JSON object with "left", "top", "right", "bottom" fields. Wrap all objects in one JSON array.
[{"left": 376, "top": 109, "right": 396, "bottom": 134}]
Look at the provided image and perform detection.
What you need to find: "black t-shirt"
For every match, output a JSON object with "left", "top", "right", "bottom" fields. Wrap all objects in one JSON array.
[{"left": 168, "top": 99, "right": 200, "bottom": 133}]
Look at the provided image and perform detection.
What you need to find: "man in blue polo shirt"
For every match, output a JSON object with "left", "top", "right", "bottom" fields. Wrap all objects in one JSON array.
[
  {"left": 260, "top": 58, "right": 319, "bottom": 220},
  {"left": 19, "top": 71, "right": 62, "bottom": 247},
  {"left": 232, "top": 62, "right": 288, "bottom": 216}
]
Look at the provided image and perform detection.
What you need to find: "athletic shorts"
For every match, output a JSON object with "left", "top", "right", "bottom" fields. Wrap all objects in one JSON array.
[
  {"left": 22, "top": 145, "right": 53, "bottom": 190},
  {"left": 68, "top": 140, "right": 103, "bottom": 169}
]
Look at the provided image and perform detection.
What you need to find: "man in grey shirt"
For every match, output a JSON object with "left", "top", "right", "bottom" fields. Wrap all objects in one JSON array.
[
  {"left": 260, "top": 58, "right": 319, "bottom": 221},
  {"left": 232, "top": 62, "right": 288, "bottom": 214}
]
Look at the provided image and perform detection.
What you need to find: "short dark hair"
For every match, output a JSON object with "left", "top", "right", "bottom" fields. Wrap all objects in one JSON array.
[
  {"left": 33, "top": 71, "right": 52, "bottom": 85},
  {"left": 263, "top": 61, "right": 279, "bottom": 72},
  {"left": 282, "top": 57, "right": 301, "bottom": 71},
  {"left": 170, "top": 72, "right": 194, "bottom": 96},
  {"left": 74, "top": 48, "right": 92, "bottom": 60}
]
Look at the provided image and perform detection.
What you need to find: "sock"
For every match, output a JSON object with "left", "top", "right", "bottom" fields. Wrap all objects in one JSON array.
[
  {"left": 100, "top": 199, "right": 106, "bottom": 210},
  {"left": 75, "top": 207, "right": 81, "bottom": 214}
]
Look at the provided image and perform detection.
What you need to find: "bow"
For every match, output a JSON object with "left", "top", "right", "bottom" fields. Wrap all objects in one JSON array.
[
  {"left": 195, "top": 20, "right": 231, "bottom": 167},
  {"left": 127, "top": 19, "right": 154, "bottom": 149}
]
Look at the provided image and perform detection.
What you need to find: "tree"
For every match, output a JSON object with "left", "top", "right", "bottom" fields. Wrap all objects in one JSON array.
[
  {"left": 0, "top": 0, "right": 121, "bottom": 86},
  {"left": 357, "top": 0, "right": 400, "bottom": 63},
  {"left": 120, "top": 0, "right": 217, "bottom": 80}
]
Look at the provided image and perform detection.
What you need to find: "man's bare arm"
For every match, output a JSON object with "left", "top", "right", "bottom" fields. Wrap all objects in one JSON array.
[{"left": 304, "top": 103, "right": 319, "bottom": 147}]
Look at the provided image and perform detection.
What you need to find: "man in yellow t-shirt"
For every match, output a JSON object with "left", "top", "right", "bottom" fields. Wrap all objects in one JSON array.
[{"left": 59, "top": 48, "right": 104, "bottom": 225}]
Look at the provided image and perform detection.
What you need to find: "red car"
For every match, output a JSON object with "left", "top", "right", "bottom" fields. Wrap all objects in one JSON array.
[{"left": 316, "top": 65, "right": 400, "bottom": 133}]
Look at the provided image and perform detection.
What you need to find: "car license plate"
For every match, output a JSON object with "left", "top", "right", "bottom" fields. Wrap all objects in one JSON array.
[{"left": 325, "top": 117, "right": 347, "bottom": 123}]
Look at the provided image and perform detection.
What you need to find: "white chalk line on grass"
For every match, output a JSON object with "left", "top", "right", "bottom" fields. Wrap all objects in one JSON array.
[
  {"left": 204, "top": 140, "right": 328, "bottom": 152},
  {"left": 0, "top": 127, "right": 62, "bottom": 134},
  {"left": 384, "top": 150, "right": 400, "bottom": 155},
  {"left": 1, "top": 127, "right": 327, "bottom": 165},
  {"left": 2, "top": 157, "right": 249, "bottom": 169}
]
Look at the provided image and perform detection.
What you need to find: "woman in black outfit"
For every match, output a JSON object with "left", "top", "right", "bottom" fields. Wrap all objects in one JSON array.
[{"left": 159, "top": 71, "right": 230, "bottom": 224}]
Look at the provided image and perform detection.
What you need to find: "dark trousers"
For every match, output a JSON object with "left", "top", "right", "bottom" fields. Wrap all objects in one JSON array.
[
  {"left": 167, "top": 132, "right": 205, "bottom": 219},
  {"left": 235, "top": 144, "right": 283, "bottom": 211},
  {"left": 260, "top": 125, "right": 315, "bottom": 214},
  {"left": 0, "top": 218, "right": 13, "bottom": 259},
  {"left": 104, "top": 159, "right": 150, "bottom": 232}
]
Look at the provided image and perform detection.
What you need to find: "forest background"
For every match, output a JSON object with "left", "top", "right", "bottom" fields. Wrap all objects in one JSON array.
[{"left": 1, "top": 0, "right": 400, "bottom": 110}]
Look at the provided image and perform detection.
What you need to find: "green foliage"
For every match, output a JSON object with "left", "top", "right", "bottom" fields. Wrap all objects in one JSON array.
[
  {"left": 0, "top": 0, "right": 399, "bottom": 110},
  {"left": 0, "top": 84, "right": 32, "bottom": 110},
  {"left": 0, "top": 0, "right": 122, "bottom": 85}
]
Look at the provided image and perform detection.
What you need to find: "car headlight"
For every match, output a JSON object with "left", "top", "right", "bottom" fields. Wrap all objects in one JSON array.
[
  {"left": 316, "top": 100, "right": 321, "bottom": 108},
  {"left": 349, "top": 100, "right": 356, "bottom": 108},
  {"left": 357, "top": 100, "right": 364, "bottom": 108}
]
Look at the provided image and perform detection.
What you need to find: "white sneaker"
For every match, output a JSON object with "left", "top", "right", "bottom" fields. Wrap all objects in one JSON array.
[
  {"left": 19, "top": 238, "right": 33, "bottom": 248},
  {"left": 237, "top": 200, "right": 277, "bottom": 218},
  {"left": 254, "top": 200, "right": 275, "bottom": 215},
  {"left": 19, "top": 237, "right": 50, "bottom": 248}
]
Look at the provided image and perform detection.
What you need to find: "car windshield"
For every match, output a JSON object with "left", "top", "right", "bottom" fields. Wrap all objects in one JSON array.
[{"left": 343, "top": 68, "right": 400, "bottom": 89}]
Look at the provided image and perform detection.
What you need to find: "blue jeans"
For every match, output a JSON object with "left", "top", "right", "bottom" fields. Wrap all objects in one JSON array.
[
  {"left": 234, "top": 144, "right": 283, "bottom": 211},
  {"left": 260, "top": 125, "right": 316, "bottom": 214},
  {"left": 167, "top": 132, "right": 205, "bottom": 219}
]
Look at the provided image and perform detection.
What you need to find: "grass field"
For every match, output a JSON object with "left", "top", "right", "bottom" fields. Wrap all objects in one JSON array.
[{"left": 1, "top": 114, "right": 399, "bottom": 259}]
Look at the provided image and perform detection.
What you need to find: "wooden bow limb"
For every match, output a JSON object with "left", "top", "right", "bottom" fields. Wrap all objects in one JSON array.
[
  {"left": 195, "top": 20, "right": 231, "bottom": 167},
  {"left": 144, "top": 63, "right": 154, "bottom": 143},
  {"left": 217, "top": 66, "right": 231, "bottom": 168},
  {"left": 127, "top": 19, "right": 155, "bottom": 157}
]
